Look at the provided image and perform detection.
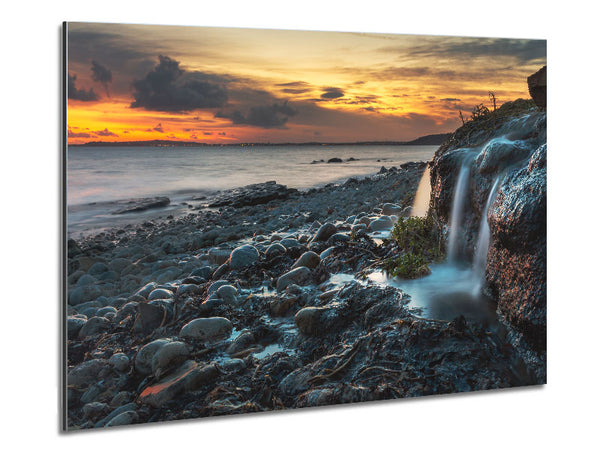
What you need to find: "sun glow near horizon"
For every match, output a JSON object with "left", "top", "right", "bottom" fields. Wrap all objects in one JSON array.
[{"left": 67, "top": 23, "right": 546, "bottom": 145}]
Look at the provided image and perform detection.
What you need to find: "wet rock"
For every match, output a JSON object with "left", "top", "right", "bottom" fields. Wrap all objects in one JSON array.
[
  {"left": 179, "top": 317, "right": 233, "bottom": 341},
  {"left": 368, "top": 216, "right": 394, "bottom": 231},
  {"left": 134, "top": 282, "right": 157, "bottom": 299},
  {"left": 95, "top": 306, "right": 117, "bottom": 318},
  {"left": 527, "top": 65, "right": 546, "bottom": 108},
  {"left": 189, "top": 266, "right": 214, "bottom": 279},
  {"left": 82, "top": 402, "right": 109, "bottom": 420},
  {"left": 78, "top": 316, "right": 110, "bottom": 338},
  {"left": 68, "top": 359, "right": 110, "bottom": 387},
  {"left": 176, "top": 283, "right": 201, "bottom": 297},
  {"left": 112, "top": 197, "right": 170, "bottom": 215},
  {"left": 294, "top": 306, "right": 330, "bottom": 335},
  {"left": 311, "top": 223, "right": 337, "bottom": 242},
  {"left": 291, "top": 251, "right": 320, "bottom": 270},
  {"left": 67, "top": 316, "right": 87, "bottom": 339},
  {"left": 135, "top": 339, "right": 170, "bottom": 375},
  {"left": 220, "top": 358, "right": 246, "bottom": 373},
  {"left": 226, "top": 330, "right": 254, "bottom": 354},
  {"left": 265, "top": 242, "right": 286, "bottom": 259},
  {"left": 95, "top": 403, "right": 137, "bottom": 428},
  {"left": 69, "top": 285, "right": 102, "bottom": 306},
  {"left": 151, "top": 341, "right": 190, "bottom": 377},
  {"left": 207, "top": 279, "right": 230, "bottom": 296},
  {"left": 133, "top": 302, "right": 167, "bottom": 334},
  {"left": 109, "top": 353, "right": 129, "bottom": 372},
  {"left": 327, "top": 157, "right": 342, "bottom": 163},
  {"left": 216, "top": 284, "right": 238, "bottom": 304},
  {"left": 229, "top": 244, "right": 259, "bottom": 269},
  {"left": 105, "top": 410, "right": 138, "bottom": 427},
  {"left": 147, "top": 288, "right": 174, "bottom": 300},
  {"left": 327, "top": 233, "right": 350, "bottom": 245},
  {"left": 277, "top": 266, "right": 311, "bottom": 292},
  {"left": 88, "top": 262, "right": 109, "bottom": 276},
  {"left": 280, "top": 237, "right": 302, "bottom": 249},
  {"left": 382, "top": 203, "right": 403, "bottom": 216},
  {"left": 76, "top": 274, "right": 95, "bottom": 287},
  {"left": 208, "top": 248, "right": 231, "bottom": 265},
  {"left": 209, "top": 181, "right": 296, "bottom": 207},
  {"left": 139, "top": 361, "right": 219, "bottom": 408}
]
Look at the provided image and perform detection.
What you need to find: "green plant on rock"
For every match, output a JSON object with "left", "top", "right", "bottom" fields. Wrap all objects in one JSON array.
[
  {"left": 382, "top": 214, "right": 444, "bottom": 279},
  {"left": 382, "top": 252, "right": 431, "bottom": 279}
]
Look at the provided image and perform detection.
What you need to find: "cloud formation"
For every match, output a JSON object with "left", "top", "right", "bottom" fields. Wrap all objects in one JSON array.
[
  {"left": 216, "top": 101, "right": 297, "bottom": 128},
  {"left": 68, "top": 74, "right": 98, "bottom": 101},
  {"left": 320, "top": 87, "right": 344, "bottom": 99},
  {"left": 91, "top": 61, "right": 112, "bottom": 96},
  {"left": 95, "top": 128, "right": 118, "bottom": 137},
  {"left": 131, "top": 55, "right": 228, "bottom": 111}
]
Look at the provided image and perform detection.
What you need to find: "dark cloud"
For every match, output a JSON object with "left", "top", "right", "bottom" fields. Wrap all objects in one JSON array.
[
  {"left": 281, "top": 88, "right": 311, "bottom": 94},
  {"left": 95, "top": 128, "right": 118, "bottom": 137},
  {"left": 218, "top": 132, "right": 226, "bottom": 136},
  {"left": 68, "top": 128, "right": 91, "bottom": 138},
  {"left": 404, "top": 38, "right": 547, "bottom": 65},
  {"left": 203, "top": 131, "right": 213, "bottom": 135},
  {"left": 441, "top": 98, "right": 461, "bottom": 102},
  {"left": 131, "top": 55, "right": 228, "bottom": 112},
  {"left": 68, "top": 74, "right": 98, "bottom": 101},
  {"left": 216, "top": 101, "right": 297, "bottom": 129},
  {"left": 153, "top": 123, "right": 165, "bottom": 133},
  {"left": 91, "top": 61, "right": 112, "bottom": 96},
  {"left": 275, "top": 81, "right": 309, "bottom": 87},
  {"left": 320, "top": 87, "right": 344, "bottom": 99}
]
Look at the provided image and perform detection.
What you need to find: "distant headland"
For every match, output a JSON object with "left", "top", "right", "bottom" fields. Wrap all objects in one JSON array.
[{"left": 70, "top": 133, "right": 452, "bottom": 148}]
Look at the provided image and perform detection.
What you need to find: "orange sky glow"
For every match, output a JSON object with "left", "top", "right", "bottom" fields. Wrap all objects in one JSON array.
[{"left": 67, "top": 23, "right": 546, "bottom": 145}]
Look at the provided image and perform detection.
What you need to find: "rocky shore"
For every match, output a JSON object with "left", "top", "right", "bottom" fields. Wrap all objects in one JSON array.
[{"left": 65, "top": 148, "right": 545, "bottom": 429}]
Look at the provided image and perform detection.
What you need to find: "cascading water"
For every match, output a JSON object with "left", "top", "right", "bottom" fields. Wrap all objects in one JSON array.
[
  {"left": 471, "top": 177, "right": 501, "bottom": 296},
  {"left": 446, "top": 165, "right": 470, "bottom": 262},
  {"left": 410, "top": 166, "right": 431, "bottom": 217}
]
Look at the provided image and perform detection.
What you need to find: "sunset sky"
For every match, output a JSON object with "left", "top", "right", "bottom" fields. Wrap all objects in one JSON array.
[{"left": 67, "top": 22, "right": 546, "bottom": 145}]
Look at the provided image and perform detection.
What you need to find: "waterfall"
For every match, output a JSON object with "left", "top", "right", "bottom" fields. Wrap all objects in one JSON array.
[
  {"left": 471, "top": 177, "right": 501, "bottom": 296},
  {"left": 411, "top": 166, "right": 431, "bottom": 217},
  {"left": 447, "top": 165, "right": 470, "bottom": 262}
]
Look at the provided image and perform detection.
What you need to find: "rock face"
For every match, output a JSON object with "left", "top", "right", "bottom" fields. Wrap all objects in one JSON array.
[
  {"left": 430, "top": 98, "right": 546, "bottom": 351},
  {"left": 208, "top": 181, "right": 297, "bottom": 207},
  {"left": 527, "top": 65, "right": 547, "bottom": 109},
  {"left": 487, "top": 144, "right": 547, "bottom": 351}
]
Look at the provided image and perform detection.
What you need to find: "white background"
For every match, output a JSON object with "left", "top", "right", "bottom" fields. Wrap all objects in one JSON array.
[{"left": 1, "top": 0, "right": 598, "bottom": 448}]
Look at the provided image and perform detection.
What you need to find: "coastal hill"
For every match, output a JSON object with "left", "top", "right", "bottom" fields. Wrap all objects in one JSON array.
[{"left": 70, "top": 133, "right": 452, "bottom": 148}]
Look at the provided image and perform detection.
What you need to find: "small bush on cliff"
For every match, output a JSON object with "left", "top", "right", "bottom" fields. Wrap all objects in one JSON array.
[{"left": 382, "top": 214, "right": 444, "bottom": 279}]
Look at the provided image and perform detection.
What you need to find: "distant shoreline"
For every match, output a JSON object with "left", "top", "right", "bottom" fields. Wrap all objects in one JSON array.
[{"left": 69, "top": 133, "right": 451, "bottom": 148}]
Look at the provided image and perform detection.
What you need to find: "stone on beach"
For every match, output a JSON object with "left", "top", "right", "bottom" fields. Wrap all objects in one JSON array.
[
  {"left": 151, "top": 341, "right": 190, "bottom": 377},
  {"left": 179, "top": 317, "right": 233, "bottom": 341},
  {"left": 265, "top": 242, "right": 286, "bottom": 259},
  {"left": 291, "top": 251, "right": 321, "bottom": 270},
  {"left": 147, "top": 288, "right": 174, "bottom": 300},
  {"left": 139, "top": 360, "right": 219, "bottom": 408},
  {"left": 78, "top": 316, "right": 110, "bottom": 338},
  {"left": 368, "top": 215, "right": 395, "bottom": 231},
  {"left": 229, "top": 244, "right": 260, "bottom": 269},
  {"left": 311, "top": 222, "right": 337, "bottom": 242},
  {"left": 109, "top": 353, "right": 130, "bottom": 372},
  {"left": 216, "top": 284, "right": 238, "bottom": 304},
  {"left": 277, "top": 266, "right": 311, "bottom": 292},
  {"left": 381, "top": 203, "right": 403, "bottom": 216},
  {"left": 135, "top": 339, "right": 170, "bottom": 375}
]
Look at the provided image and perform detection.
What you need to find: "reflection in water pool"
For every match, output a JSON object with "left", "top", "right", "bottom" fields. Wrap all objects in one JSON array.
[{"left": 368, "top": 263, "right": 498, "bottom": 324}]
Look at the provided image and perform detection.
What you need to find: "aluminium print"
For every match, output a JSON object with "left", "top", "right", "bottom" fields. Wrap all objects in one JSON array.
[{"left": 63, "top": 22, "right": 547, "bottom": 430}]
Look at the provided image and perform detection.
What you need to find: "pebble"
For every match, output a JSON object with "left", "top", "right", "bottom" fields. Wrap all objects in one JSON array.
[
  {"left": 109, "top": 353, "right": 129, "bottom": 372},
  {"left": 229, "top": 244, "right": 260, "bottom": 269},
  {"left": 179, "top": 317, "right": 233, "bottom": 340},
  {"left": 369, "top": 215, "right": 395, "bottom": 231},
  {"left": 78, "top": 316, "right": 110, "bottom": 338},
  {"left": 311, "top": 223, "right": 337, "bottom": 242},
  {"left": 135, "top": 339, "right": 170, "bottom": 375},
  {"left": 147, "top": 288, "right": 174, "bottom": 300},
  {"left": 105, "top": 411, "right": 138, "bottom": 427},
  {"left": 291, "top": 251, "right": 321, "bottom": 270},
  {"left": 265, "top": 242, "right": 286, "bottom": 259},
  {"left": 216, "top": 284, "right": 238, "bottom": 304},
  {"left": 277, "top": 266, "right": 311, "bottom": 292},
  {"left": 151, "top": 341, "right": 190, "bottom": 377}
]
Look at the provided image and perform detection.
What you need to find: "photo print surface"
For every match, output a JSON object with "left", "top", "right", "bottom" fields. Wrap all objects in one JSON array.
[{"left": 63, "top": 22, "right": 547, "bottom": 430}]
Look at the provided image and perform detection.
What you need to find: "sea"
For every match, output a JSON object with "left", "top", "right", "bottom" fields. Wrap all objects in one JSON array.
[{"left": 67, "top": 144, "right": 437, "bottom": 236}]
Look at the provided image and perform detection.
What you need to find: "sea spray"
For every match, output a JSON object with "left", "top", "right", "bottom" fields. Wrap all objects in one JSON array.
[
  {"left": 411, "top": 166, "right": 431, "bottom": 217},
  {"left": 447, "top": 165, "right": 470, "bottom": 262},
  {"left": 471, "top": 176, "right": 501, "bottom": 296}
]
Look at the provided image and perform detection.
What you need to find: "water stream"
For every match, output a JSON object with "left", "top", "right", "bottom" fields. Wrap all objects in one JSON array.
[{"left": 446, "top": 165, "right": 470, "bottom": 262}]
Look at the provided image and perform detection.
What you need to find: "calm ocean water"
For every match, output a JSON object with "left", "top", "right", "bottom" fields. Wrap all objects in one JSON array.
[{"left": 67, "top": 144, "right": 436, "bottom": 234}]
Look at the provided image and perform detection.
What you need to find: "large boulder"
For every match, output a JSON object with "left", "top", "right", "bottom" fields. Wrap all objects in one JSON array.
[
  {"left": 527, "top": 65, "right": 547, "bottom": 109},
  {"left": 486, "top": 145, "right": 547, "bottom": 351}
]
